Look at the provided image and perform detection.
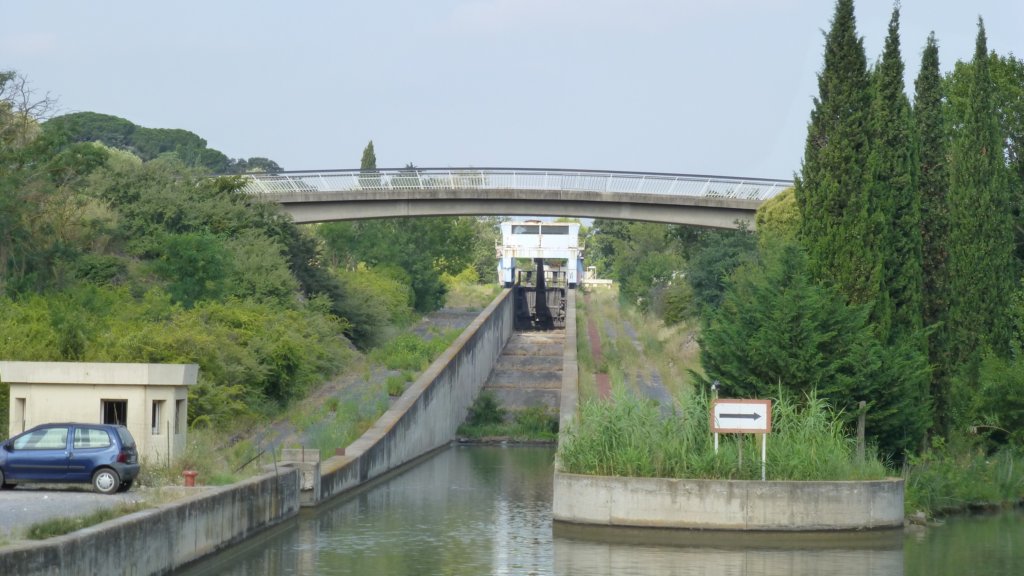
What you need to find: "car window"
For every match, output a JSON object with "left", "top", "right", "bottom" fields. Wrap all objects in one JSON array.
[
  {"left": 13, "top": 427, "right": 69, "bottom": 450},
  {"left": 116, "top": 427, "right": 136, "bottom": 448},
  {"left": 74, "top": 427, "right": 112, "bottom": 449}
]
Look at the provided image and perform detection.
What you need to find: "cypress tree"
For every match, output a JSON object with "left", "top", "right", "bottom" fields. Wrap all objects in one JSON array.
[
  {"left": 946, "top": 19, "right": 1015, "bottom": 366},
  {"left": 862, "top": 6, "right": 929, "bottom": 451},
  {"left": 913, "top": 32, "right": 953, "bottom": 434},
  {"left": 866, "top": 6, "right": 923, "bottom": 342},
  {"left": 360, "top": 140, "right": 377, "bottom": 171},
  {"left": 794, "top": 0, "right": 879, "bottom": 306},
  {"left": 359, "top": 140, "right": 379, "bottom": 188}
]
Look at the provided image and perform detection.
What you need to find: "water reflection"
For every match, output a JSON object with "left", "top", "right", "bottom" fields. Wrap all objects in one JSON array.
[
  {"left": 176, "top": 446, "right": 1021, "bottom": 576},
  {"left": 554, "top": 524, "right": 902, "bottom": 576}
]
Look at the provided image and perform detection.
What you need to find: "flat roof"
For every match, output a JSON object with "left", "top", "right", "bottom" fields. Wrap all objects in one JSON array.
[{"left": 0, "top": 361, "right": 198, "bottom": 386}]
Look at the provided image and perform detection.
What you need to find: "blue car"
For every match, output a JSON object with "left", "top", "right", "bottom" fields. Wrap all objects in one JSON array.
[{"left": 0, "top": 423, "right": 140, "bottom": 494}]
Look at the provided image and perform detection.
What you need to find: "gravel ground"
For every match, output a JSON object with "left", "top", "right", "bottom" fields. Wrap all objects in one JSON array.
[{"left": 0, "top": 484, "right": 200, "bottom": 542}]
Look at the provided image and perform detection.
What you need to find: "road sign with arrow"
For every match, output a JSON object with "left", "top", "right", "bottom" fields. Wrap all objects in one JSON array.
[{"left": 711, "top": 399, "right": 772, "bottom": 434}]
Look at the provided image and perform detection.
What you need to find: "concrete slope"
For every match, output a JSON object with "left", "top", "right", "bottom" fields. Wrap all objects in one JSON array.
[{"left": 483, "top": 330, "right": 564, "bottom": 411}]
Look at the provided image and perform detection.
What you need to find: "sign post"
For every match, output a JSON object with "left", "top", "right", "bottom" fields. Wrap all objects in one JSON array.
[{"left": 711, "top": 399, "right": 772, "bottom": 481}]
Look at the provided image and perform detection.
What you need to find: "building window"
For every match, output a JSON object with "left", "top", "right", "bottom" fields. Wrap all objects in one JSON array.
[
  {"left": 175, "top": 399, "right": 186, "bottom": 435},
  {"left": 152, "top": 400, "right": 165, "bottom": 435},
  {"left": 102, "top": 400, "right": 127, "bottom": 427},
  {"left": 14, "top": 398, "right": 26, "bottom": 433}
]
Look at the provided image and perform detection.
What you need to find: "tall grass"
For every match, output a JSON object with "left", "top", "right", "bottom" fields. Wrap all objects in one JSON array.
[
  {"left": 903, "top": 437, "right": 1024, "bottom": 515},
  {"left": 558, "top": 388, "right": 887, "bottom": 481}
]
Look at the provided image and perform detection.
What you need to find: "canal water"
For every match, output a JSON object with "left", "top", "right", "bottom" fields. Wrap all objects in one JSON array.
[{"left": 177, "top": 445, "right": 1023, "bottom": 576}]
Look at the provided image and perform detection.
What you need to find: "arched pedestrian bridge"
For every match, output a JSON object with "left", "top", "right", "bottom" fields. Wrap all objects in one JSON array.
[{"left": 240, "top": 168, "right": 792, "bottom": 228}]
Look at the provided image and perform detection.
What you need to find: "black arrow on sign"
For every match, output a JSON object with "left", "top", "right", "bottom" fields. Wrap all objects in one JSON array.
[{"left": 719, "top": 412, "right": 761, "bottom": 420}]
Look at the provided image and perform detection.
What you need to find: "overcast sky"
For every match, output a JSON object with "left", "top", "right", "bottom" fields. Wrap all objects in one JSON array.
[{"left": 3, "top": 1, "right": 1022, "bottom": 180}]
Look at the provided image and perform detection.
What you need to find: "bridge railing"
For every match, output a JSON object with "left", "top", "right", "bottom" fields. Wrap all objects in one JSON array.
[{"left": 239, "top": 168, "right": 792, "bottom": 202}]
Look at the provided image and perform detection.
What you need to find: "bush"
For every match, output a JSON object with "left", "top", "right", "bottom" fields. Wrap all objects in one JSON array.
[{"left": 466, "top": 392, "right": 505, "bottom": 427}]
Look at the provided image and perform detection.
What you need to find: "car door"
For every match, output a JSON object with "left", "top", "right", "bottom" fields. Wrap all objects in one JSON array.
[
  {"left": 5, "top": 425, "right": 71, "bottom": 481},
  {"left": 67, "top": 426, "right": 114, "bottom": 481}
]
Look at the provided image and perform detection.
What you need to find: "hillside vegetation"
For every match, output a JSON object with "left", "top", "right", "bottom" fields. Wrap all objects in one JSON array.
[{"left": 0, "top": 71, "right": 498, "bottom": 435}]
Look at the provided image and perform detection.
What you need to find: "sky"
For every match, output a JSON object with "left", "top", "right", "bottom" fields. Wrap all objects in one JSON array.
[{"left": 2, "top": 1, "right": 1022, "bottom": 181}]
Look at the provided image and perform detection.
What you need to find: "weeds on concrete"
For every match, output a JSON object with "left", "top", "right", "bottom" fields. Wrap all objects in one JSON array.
[
  {"left": 25, "top": 502, "right": 149, "bottom": 540},
  {"left": 457, "top": 394, "right": 558, "bottom": 441}
]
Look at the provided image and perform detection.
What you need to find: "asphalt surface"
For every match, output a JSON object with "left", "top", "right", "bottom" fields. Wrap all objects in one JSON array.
[{"left": 0, "top": 484, "right": 150, "bottom": 541}]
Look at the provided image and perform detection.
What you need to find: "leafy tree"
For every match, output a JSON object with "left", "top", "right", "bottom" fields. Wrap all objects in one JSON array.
[
  {"left": 223, "top": 229, "right": 300, "bottom": 303},
  {"left": 945, "top": 19, "right": 1016, "bottom": 366},
  {"left": 589, "top": 220, "right": 685, "bottom": 311},
  {"left": 914, "top": 32, "right": 953, "bottom": 435},
  {"left": 1, "top": 78, "right": 111, "bottom": 295},
  {"left": 151, "top": 232, "right": 233, "bottom": 307},
  {"left": 44, "top": 111, "right": 135, "bottom": 148},
  {"left": 794, "top": 0, "right": 878, "bottom": 306},
  {"left": 684, "top": 225, "right": 757, "bottom": 316},
  {"left": 224, "top": 156, "right": 283, "bottom": 174},
  {"left": 754, "top": 187, "right": 799, "bottom": 248}
]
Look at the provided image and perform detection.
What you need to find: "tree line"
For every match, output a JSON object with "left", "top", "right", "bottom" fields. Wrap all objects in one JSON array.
[
  {"left": 591, "top": 1, "right": 1024, "bottom": 459},
  {"left": 0, "top": 81, "right": 497, "bottom": 433}
]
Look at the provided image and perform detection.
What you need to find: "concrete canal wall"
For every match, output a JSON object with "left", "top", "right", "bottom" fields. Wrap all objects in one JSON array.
[
  {"left": 316, "top": 288, "right": 514, "bottom": 502},
  {"left": 552, "top": 473, "right": 904, "bottom": 530},
  {"left": 0, "top": 468, "right": 301, "bottom": 576}
]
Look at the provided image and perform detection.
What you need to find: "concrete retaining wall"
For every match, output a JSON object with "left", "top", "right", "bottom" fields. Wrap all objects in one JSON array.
[
  {"left": 316, "top": 288, "right": 514, "bottom": 502},
  {"left": 0, "top": 468, "right": 301, "bottom": 575},
  {"left": 552, "top": 473, "right": 904, "bottom": 530}
]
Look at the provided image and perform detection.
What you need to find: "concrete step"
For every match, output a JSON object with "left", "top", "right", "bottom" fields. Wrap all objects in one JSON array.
[
  {"left": 492, "top": 355, "right": 563, "bottom": 371},
  {"left": 485, "top": 369, "right": 563, "bottom": 389},
  {"left": 485, "top": 388, "right": 561, "bottom": 411}
]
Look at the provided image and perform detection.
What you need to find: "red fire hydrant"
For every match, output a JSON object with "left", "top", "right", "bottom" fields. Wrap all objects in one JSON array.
[{"left": 182, "top": 470, "right": 198, "bottom": 487}]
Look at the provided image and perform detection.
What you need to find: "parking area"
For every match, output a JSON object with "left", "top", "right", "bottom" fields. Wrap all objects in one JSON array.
[{"left": 0, "top": 484, "right": 150, "bottom": 541}]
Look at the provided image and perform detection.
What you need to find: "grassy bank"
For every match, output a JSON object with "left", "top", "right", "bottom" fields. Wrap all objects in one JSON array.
[{"left": 559, "top": 387, "right": 887, "bottom": 481}]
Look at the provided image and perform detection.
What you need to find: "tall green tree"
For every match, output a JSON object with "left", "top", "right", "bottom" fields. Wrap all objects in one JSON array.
[
  {"left": 360, "top": 140, "right": 377, "bottom": 170},
  {"left": 793, "top": 0, "right": 878, "bottom": 306},
  {"left": 863, "top": 7, "right": 930, "bottom": 448},
  {"left": 914, "top": 32, "right": 953, "bottom": 435},
  {"left": 945, "top": 19, "right": 1016, "bottom": 367},
  {"left": 866, "top": 6, "right": 923, "bottom": 342}
]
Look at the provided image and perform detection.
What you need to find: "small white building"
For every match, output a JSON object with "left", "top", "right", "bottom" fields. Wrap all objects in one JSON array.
[
  {"left": 0, "top": 361, "right": 197, "bottom": 464},
  {"left": 496, "top": 220, "right": 585, "bottom": 287}
]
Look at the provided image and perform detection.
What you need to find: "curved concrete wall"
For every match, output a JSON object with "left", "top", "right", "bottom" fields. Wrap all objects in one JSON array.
[
  {"left": 552, "top": 472, "right": 904, "bottom": 531},
  {"left": 317, "top": 288, "right": 514, "bottom": 502},
  {"left": 0, "top": 468, "right": 301, "bottom": 575}
]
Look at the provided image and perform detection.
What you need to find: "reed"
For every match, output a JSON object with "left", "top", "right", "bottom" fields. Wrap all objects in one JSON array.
[{"left": 558, "top": 387, "right": 887, "bottom": 481}]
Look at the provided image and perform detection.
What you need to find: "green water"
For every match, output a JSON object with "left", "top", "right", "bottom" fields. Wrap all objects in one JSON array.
[{"left": 177, "top": 445, "right": 1023, "bottom": 575}]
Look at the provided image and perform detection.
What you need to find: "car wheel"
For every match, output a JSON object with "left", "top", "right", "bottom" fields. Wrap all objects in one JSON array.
[
  {"left": 117, "top": 479, "right": 134, "bottom": 493},
  {"left": 92, "top": 468, "right": 120, "bottom": 495},
  {"left": 0, "top": 468, "right": 14, "bottom": 489}
]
